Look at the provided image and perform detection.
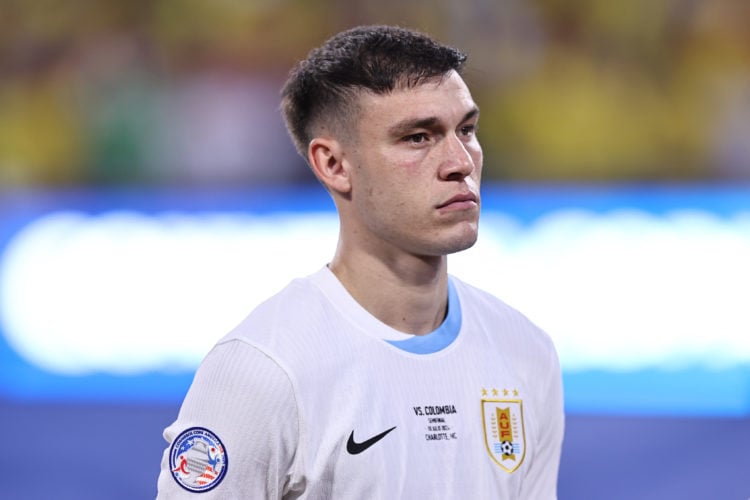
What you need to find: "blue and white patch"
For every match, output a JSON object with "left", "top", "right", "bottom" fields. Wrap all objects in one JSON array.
[{"left": 170, "top": 427, "right": 228, "bottom": 493}]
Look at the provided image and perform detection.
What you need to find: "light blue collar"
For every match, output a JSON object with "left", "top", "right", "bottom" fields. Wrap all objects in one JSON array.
[{"left": 385, "top": 278, "right": 461, "bottom": 354}]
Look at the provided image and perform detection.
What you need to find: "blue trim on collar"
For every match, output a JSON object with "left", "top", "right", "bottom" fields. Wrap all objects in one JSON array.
[{"left": 385, "top": 278, "right": 461, "bottom": 354}]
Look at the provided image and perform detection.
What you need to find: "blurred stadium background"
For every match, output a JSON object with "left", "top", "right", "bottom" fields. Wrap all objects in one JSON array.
[{"left": 1, "top": 1, "right": 749, "bottom": 498}]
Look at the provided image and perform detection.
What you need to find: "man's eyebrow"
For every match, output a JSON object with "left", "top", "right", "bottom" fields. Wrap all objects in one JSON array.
[
  {"left": 463, "top": 107, "right": 480, "bottom": 124},
  {"left": 388, "top": 116, "right": 439, "bottom": 137},
  {"left": 388, "top": 107, "right": 480, "bottom": 137}
]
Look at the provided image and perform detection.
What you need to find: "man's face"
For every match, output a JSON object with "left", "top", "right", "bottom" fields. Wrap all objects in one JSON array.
[{"left": 341, "top": 70, "right": 483, "bottom": 259}]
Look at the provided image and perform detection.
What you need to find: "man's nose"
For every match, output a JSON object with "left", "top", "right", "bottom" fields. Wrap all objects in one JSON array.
[{"left": 439, "top": 133, "right": 476, "bottom": 180}]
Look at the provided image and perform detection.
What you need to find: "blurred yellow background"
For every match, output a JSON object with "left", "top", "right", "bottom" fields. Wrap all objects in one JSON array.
[{"left": 1, "top": 0, "right": 749, "bottom": 186}]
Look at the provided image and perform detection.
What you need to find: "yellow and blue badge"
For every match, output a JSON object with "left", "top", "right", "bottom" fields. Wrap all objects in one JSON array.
[
  {"left": 481, "top": 388, "right": 526, "bottom": 473},
  {"left": 170, "top": 427, "right": 228, "bottom": 492}
]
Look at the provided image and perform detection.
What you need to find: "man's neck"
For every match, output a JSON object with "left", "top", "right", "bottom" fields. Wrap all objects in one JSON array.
[{"left": 329, "top": 249, "right": 449, "bottom": 336}]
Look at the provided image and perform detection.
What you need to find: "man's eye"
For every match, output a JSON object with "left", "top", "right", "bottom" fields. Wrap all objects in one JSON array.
[
  {"left": 404, "top": 133, "right": 428, "bottom": 144},
  {"left": 460, "top": 125, "right": 476, "bottom": 136}
]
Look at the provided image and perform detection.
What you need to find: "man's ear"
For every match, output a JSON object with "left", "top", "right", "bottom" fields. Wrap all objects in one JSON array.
[{"left": 308, "top": 138, "right": 352, "bottom": 194}]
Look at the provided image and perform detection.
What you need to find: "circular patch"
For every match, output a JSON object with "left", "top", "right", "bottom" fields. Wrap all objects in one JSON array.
[{"left": 169, "top": 427, "right": 228, "bottom": 493}]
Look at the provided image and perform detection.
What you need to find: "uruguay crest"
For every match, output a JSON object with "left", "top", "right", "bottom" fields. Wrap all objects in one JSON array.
[
  {"left": 170, "top": 427, "right": 228, "bottom": 492},
  {"left": 481, "top": 391, "right": 526, "bottom": 473}
]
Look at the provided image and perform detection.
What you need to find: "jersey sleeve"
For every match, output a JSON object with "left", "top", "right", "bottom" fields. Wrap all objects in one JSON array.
[
  {"left": 156, "top": 339, "right": 304, "bottom": 499},
  {"left": 520, "top": 338, "right": 565, "bottom": 500}
]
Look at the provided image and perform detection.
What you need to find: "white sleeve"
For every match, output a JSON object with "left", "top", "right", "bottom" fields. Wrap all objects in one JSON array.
[
  {"left": 157, "top": 339, "right": 304, "bottom": 499},
  {"left": 520, "top": 341, "right": 565, "bottom": 500}
]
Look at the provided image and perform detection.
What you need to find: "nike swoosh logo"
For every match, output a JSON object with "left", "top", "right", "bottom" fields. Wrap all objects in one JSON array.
[{"left": 346, "top": 426, "right": 397, "bottom": 455}]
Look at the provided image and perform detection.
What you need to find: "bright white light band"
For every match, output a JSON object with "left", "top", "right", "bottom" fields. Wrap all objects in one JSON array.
[{"left": 1, "top": 208, "right": 749, "bottom": 375}]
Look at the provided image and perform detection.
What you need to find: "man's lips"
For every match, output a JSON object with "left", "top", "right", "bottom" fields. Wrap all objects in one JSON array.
[{"left": 437, "top": 192, "right": 479, "bottom": 210}]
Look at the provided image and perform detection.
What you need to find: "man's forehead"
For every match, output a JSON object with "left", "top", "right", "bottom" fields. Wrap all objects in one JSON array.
[
  {"left": 367, "top": 70, "right": 469, "bottom": 98},
  {"left": 358, "top": 72, "right": 476, "bottom": 123}
]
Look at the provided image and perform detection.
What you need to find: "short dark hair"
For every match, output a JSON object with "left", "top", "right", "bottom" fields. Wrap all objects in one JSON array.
[{"left": 280, "top": 25, "right": 468, "bottom": 158}]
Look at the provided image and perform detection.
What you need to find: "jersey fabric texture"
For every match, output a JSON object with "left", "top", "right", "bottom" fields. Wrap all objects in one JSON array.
[{"left": 157, "top": 266, "right": 564, "bottom": 499}]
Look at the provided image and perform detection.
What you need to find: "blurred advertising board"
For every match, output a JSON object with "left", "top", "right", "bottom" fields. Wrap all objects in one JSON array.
[{"left": 1, "top": 184, "right": 748, "bottom": 415}]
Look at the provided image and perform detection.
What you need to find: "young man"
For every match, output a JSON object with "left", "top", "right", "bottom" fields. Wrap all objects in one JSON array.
[{"left": 158, "top": 25, "right": 564, "bottom": 499}]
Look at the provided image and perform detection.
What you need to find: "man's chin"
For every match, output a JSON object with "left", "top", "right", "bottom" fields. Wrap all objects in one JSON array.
[{"left": 442, "top": 230, "right": 479, "bottom": 256}]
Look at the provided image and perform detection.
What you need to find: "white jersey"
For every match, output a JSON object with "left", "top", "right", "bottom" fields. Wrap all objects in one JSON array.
[{"left": 158, "top": 266, "right": 564, "bottom": 499}]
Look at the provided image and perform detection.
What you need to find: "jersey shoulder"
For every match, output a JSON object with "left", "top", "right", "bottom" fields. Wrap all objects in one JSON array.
[
  {"left": 223, "top": 272, "right": 327, "bottom": 344},
  {"left": 451, "top": 275, "right": 557, "bottom": 355}
]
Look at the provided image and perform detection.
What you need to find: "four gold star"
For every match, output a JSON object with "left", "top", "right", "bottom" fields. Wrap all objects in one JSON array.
[{"left": 481, "top": 388, "right": 520, "bottom": 397}]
